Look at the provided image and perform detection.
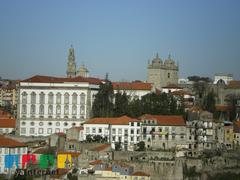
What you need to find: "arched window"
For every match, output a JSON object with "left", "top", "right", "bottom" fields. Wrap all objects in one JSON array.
[
  {"left": 72, "top": 105, "right": 77, "bottom": 115},
  {"left": 22, "top": 105, "right": 27, "bottom": 114},
  {"left": 39, "top": 92, "right": 45, "bottom": 104},
  {"left": 56, "top": 105, "right": 61, "bottom": 115},
  {"left": 30, "top": 105, "right": 36, "bottom": 114},
  {"left": 31, "top": 92, "right": 36, "bottom": 104},
  {"left": 64, "top": 93, "right": 69, "bottom": 104},
  {"left": 22, "top": 92, "right": 27, "bottom": 104},
  {"left": 64, "top": 105, "right": 69, "bottom": 115},
  {"left": 168, "top": 73, "right": 170, "bottom": 78},
  {"left": 39, "top": 105, "right": 44, "bottom": 115},
  {"left": 48, "top": 92, "right": 54, "bottom": 104},
  {"left": 72, "top": 93, "right": 77, "bottom": 105},
  {"left": 80, "top": 105, "right": 85, "bottom": 115},
  {"left": 48, "top": 105, "right": 53, "bottom": 115},
  {"left": 56, "top": 93, "right": 61, "bottom": 104},
  {"left": 80, "top": 93, "right": 86, "bottom": 104}
]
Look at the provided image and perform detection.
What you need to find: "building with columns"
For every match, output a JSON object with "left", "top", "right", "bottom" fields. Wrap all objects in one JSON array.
[
  {"left": 17, "top": 75, "right": 102, "bottom": 136},
  {"left": 147, "top": 53, "right": 179, "bottom": 90}
]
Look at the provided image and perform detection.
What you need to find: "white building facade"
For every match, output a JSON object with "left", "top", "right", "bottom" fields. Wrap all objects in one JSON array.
[
  {"left": 83, "top": 116, "right": 142, "bottom": 150},
  {"left": 17, "top": 75, "right": 101, "bottom": 136}
]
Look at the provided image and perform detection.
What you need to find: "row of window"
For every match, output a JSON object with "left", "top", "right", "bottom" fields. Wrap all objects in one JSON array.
[
  {"left": 22, "top": 92, "right": 86, "bottom": 105},
  {"left": 20, "top": 127, "right": 67, "bottom": 135},
  {"left": 0, "top": 147, "right": 27, "bottom": 155},
  {"left": 22, "top": 104, "right": 85, "bottom": 115},
  {"left": 86, "top": 127, "right": 141, "bottom": 135},
  {"left": 143, "top": 134, "right": 185, "bottom": 141},
  {"left": 21, "top": 121, "right": 77, "bottom": 127},
  {"left": 112, "top": 136, "right": 140, "bottom": 142}
]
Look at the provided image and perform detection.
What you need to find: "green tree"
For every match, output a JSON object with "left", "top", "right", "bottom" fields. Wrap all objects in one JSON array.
[
  {"left": 203, "top": 91, "right": 216, "bottom": 113},
  {"left": 128, "top": 98, "right": 142, "bottom": 118},
  {"left": 114, "top": 92, "right": 129, "bottom": 117},
  {"left": 136, "top": 141, "right": 145, "bottom": 151},
  {"left": 92, "top": 80, "right": 114, "bottom": 117}
]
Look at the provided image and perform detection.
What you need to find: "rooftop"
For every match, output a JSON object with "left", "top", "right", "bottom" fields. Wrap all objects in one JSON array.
[
  {"left": 0, "top": 136, "right": 27, "bottom": 147},
  {"left": 112, "top": 81, "right": 152, "bottom": 91},
  {"left": 227, "top": 81, "right": 240, "bottom": 89},
  {"left": 162, "top": 84, "right": 183, "bottom": 89},
  {"left": 91, "top": 144, "right": 111, "bottom": 152},
  {"left": 131, "top": 171, "right": 150, "bottom": 177},
  {"left": 85, "top": 115, "right": 141, "bottom": 125},
  {"left": 140, "top": 114, "right": 186, "bottom": 126},
  {"left": 21, "top": 75, "right": 102, "bottom": 85},
  {"left": 0, "top": 118, "right": 16, "bottom": 128}
]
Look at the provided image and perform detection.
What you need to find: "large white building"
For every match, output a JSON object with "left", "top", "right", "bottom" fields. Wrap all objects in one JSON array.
[
  {"left": 17, "top": 75, "right": 102, "bottom": 136},
  {"left": 83, "top": 116, "right": 142, "bottom": 150}
]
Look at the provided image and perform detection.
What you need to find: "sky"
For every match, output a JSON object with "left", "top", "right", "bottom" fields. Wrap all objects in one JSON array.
[{"left": 0, "top": 0, "right": 240, "bottom": 81}]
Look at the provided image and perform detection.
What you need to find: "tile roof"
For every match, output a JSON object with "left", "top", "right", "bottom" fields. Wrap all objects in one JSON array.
[
  {"left": 227, "top": 81, "right": 240, "bottom": 89},
  {"left": 89, "top": 159, "right": 102, "bottom": 165},
  {"left": 0, "top": 135, "right": 27, "bottom": 147},
  {"left": 171, "top": 90, "right": 193, "bottom": 96},
  {"left": 84, "top": 116, "right": 141, "bottom": 125},
  {"left": 0, "top": 110, "right": 12, "bottom": 119},
  {"left": 0, "top": 118, "right": 16, "bottom": 128},
  {"left": 140, "top": 114, "right": 186, "bottom": 126},
  {"left": 131, "top": 171, "right": 150, "bottom": 177},
  {"left": 215, "top": 104, "right": 232, "bottom": 112},
  {"left": 112, "top": 82, "right": 152, "bottom": 90},
  {"left": 68, "top": 126, "right": 83, "bottom": 131},
  {"left": 91, "top": 144, "right": 111, "bottom": 152},
  {"left": 21, "top": 75, "right": 102, "bottom": 85},
  {"left": 234, "top": 120, "right": 240, "bottom": 133}
]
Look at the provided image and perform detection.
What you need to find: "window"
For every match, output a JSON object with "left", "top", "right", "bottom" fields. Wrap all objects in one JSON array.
[
  {"left": 92, "top": 128, "right": 96, "bottom": 133},
  {"left": 80, "top": 93, "right": 86, "bottom": 104},
  {"left": 168, "top": 73, "right": 170, "bottom": 78},
  {"left": 47, "top": 128, "right": 52, "bottom": 134},
  {"left": 56, "top": 122, "right": 60, "bottom": 126},
  {"left": 56, "top": 93, "right": 61, "bottom": 104},
  {"left": 39, "top": 105, "right": 44, "bottom": 115},
  {"left": 131, "top": 122, "right": 134, "bottom": 126},
  {"left": 124, "top": 129, "right": 128, "bottom": 135},
  {"left": 64, "top": 122, "right": 68, "bottom": 126},
  {"left": 48, "top": 105, "right": 53, "bottom": 115},
  {"left": 118, "top": 128, "right": 122, "bottom": 135},
  {"left": 137, "top": 129, "right": 140, "bottom": 134},
  {"left": 30, "top": 122, "right": 35, "bottom": 126},
  {"left": 86, "top": 127, "right": 90, "bottom": 133},
  {"left": 31, "top": 92, "right": 36, "bottom": 104},
  {"left": 38, "top": 128, "right": 43, "bottom": 134},
  {"left": 5, "top": 148, "right": 9, "bottom": 154},
  {"left": 64, "top": 93, "right": 69, "bottom": 104},
  {"left": 172, "top": 135, "right": 175, "bottom": 140},
  {"left": 72, "top": 93, "right": 77, "bottom": 104},
  {"left": 137, "top": 122, "right": 140, "bottom": 126},
  {"left": 56, "top": 105, "right": 61, "bottom": 115},
  {"left": 48, "top": 122, "right": 52, "bottom": 126},
  {"left": 72, "top": 123, "right": 76, "bottom": 126},
  {"left": 30, "top": 128, "right": 35, "bottom": 134},
  {"left": 112, "top": 128, "right": 116, "bottom": 134},
  {"left": 55, "top": 128, "right": 60, "bottom": 133},
  {"left": 39, "top": 122, "right": 43, "bottom": 126},
  {"left": 72, "top": 105, "right": 77, "bottom": 115},
  {"left": 98, "top": 128, "right": 102, "bottom": 133},
  {"left": 39, "top": 92, "right": 45, "bottom": 104},
  {"left": 112, "top": 136, "right": 115, "bottom": 141},
  {"left": 131, "top": 137, "right": 134, "bottom": 141},
  {"left": 21, "top": 122, "right": 26, "bottom": 126},
  {"left": 80, "top": 105, "right": 85, "bottom": 115},
  {"left": 131, "top": 129, "right": 134, "bottom": 134},
  {"left": 22, "top": 105, "right": 27, "bottom": 114},
  {"left": 22, "top": 92, "right": 27, "bottom": 104},
  {"left": 48, "top": 92, "right": 54, "bottom": 104},
  {"left": 64, "top": 105, "right": 69, "bottom": 115},
  {"left": 30, "top": 105, "right": 36, "bottom": 114}
]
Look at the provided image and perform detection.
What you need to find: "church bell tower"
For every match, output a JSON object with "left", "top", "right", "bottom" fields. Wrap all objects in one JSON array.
[{"left": 66, "top": 45, "right": 76, "bottom": 78}]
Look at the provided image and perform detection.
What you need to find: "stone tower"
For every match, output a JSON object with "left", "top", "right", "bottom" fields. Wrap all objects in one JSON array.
[
  {"left": 77, "top": 64, "right": 89, "bottom": 77},
  {"left": 66, "top": 46, "right": 76, "bottom": 78},
  {"left": 147, "top": 53, "right": 179, "bottom": 90}
]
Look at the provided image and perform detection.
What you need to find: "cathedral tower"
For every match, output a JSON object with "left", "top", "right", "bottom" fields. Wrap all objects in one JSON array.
[{"left": 66, "top": 46, "right": 76, "bottom": 78}]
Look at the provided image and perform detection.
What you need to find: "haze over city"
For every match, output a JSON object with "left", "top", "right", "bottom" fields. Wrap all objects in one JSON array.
[{"left": 0, "top": 0, "right": 240, "bottom": 81}]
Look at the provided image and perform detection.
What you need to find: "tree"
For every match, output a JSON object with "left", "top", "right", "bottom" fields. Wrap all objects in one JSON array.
[
  {"left": 92, "top": 80, "right": 114, "bottom": 117},
  {"left": 202, "top": 91, "right": 216, "bottom": 113},
  {"left": 136, "top": 141, "right": 145, "bottom": 151},
  {"left": 128, "top": 98, "right": 142, "bottom": 118},
  {"left": 114, "top": 92, "right": 129, "bottom": 117}
]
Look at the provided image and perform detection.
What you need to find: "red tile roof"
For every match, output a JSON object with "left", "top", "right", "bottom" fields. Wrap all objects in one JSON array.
[
  {"left": 0, "top": 118, "right": 16, "bottom": 128},
  {"left": 68, "top": 126, "right": 83, "bottom": 131},
  {"left": 91, "top": 144, "right": 111, "bottom": 152},
  {"left": 104, "top": 166, "right": 112, "bottom": 171},
  {"left": 21, "top": 75, "right": 102, "bottom": 85},
  {"left": 112, "top": 82, "right": 152, "bottom": 90},
  {"left": 0, "top": 110, "right": 12, "bottom": 119},
  {"left": 85, "top": 116, "right": 141, "bottom": 125},
  {"left": 171, "top": 90, "right": 193, "bottom": 96},
  {"left": 215, "top": 104, "right": 232, "bottom": 112},
  {"left": 140, "top": 114, "right": 186, "bottom": 126},
  {"left": 0, "top": 136, "right": 27, "bottom": 147},
  {"left": 89, "top": 160, "right": 102, "bottom": 165},
  {"left": 228, "top": 81, "right": 240, "bottom": 89},
  {"left": 132, "top": 171, "right": 150, "bottom": 177}
]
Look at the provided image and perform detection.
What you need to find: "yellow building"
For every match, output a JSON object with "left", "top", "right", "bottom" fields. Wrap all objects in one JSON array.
[{"left": 224, "top": 123, "right": 234, "bottom": 149}]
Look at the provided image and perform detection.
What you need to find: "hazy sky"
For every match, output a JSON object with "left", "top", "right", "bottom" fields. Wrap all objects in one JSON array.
[{"left": 0, "top": 0, "right": 240, "bottom": 81}]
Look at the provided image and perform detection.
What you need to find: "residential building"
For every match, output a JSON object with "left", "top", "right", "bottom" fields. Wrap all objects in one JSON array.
[
  {"left": 0, "top": 136, "right": 28, "bottom": 174},
  {"left": 233, "top": 120, "right": 240, "bottom": 148},
  {"left": 17, "top": 75, "right": 102, "bottom": 136},
  {"left": 224, "top": 121, "right": 234, "bottom": 149},
  {"left": 112, "top": 81, "right": 152, "bottom": 100},
  {"left": 0, "top": 118, "right": 16, "bottom": 134},
  {"left": 147, "top": 53, "right": 179, "bottom": 90},
  {"left": 213, "top": 73, "right": 233, "bottom": 85},
  {"left": 83, "top": 116, "right": 142, "bottom": 150},
  {"left": 66, "top": 126, "right": 84, "bottom": 142},
  {"left": 140, "top": 114, "right": 186, "bottom": 150}
]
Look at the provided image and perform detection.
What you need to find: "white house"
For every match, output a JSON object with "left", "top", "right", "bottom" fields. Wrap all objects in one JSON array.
[
  {"left": 0, "top": 136, "right": 28, "bottom": 174},
  {"left": 18, "top": 75, "right": 102, "bottom": 136},
  {"left": 112, "top": 81, "right": 152, "bottom": 100},
  {"left": 83, "top": 116, "right": 142, "bottom": 150}
]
